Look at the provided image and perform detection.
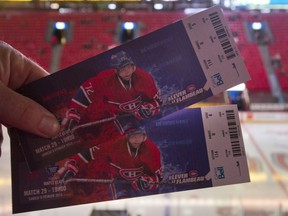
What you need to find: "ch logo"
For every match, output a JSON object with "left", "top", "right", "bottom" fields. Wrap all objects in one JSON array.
[
  {"left": 118, "top": 96, "right": 142, "bottom": 112},
  {"left": 119, "top": 167, "right": 144, "bottom": 181}
]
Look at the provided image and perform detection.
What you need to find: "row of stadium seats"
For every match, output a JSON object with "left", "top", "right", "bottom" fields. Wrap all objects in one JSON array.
[{"left": 0, "top": 10, "right": 287, "bottom": 92}]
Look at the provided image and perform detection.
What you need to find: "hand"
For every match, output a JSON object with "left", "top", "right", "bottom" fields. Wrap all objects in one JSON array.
[
  {"left": 66, "top": 119, "right": 79, "bottom": 130},
  {"left": 0, "top": 41, "right": 60, "bottom": 156},
  {"left": 54, "top": 160, "right": 79, "bottom": 182},
  {"left": 132, "top": 175, "right": 158, "bottom": 191},
  {"left": 61, "top": 108, "right": 80, "bottom": 130},
  {"left": 134, "top": 102, "right": 159, "bottom": 120}
]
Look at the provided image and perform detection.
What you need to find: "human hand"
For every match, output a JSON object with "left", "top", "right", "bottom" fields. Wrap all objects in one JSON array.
[
  {"left": 53, "top": 159, "right": 79, "bottom": 182},
  {"left": 61, "top": 108, "right": 80, "bottom": 130},
  {"left": 131, "top": 174, "right": 158, "bottom": 191},
  {"left": 134, "top": 102, "right": 157, "bottom": 120},
  {"left": 0, "top": 41, "right": 60, "bottom": 156}
]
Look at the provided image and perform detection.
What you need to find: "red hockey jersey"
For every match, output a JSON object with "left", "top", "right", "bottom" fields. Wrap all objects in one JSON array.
[{"left": 70, "top": 67, "right": 161, "bottom": 123}]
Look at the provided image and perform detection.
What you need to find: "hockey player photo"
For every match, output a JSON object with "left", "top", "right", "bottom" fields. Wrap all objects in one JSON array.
[
  {"left": 64, "top": 50, "right": 161, "bottom": 126},
  {"left": 55, "top": 119, "right": 163, "bottom": 203}
]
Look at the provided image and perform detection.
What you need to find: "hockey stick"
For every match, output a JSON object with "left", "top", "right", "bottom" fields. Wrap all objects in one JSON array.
[
  {"left": 71, "top": 87, "right": 209, "bottom": 131},
  {"left": 65, "top": 178, "right": 207, "bottom": 186},
  {"left": 69, "top": 101, "right": 196, "bottom": 132},
  {"left": 71, "top": 115, "right": 119, "bottom": 132},
  {"left": 65, "top": 178, "right": 116, "bottom": 184},
  {"left": 54, "top": 88, "right": 208, "bottom": 138},
  {"left": 65, "top": 178, "right": 161, "bottom": 185},
  {"left": 52, "top": 113, "right": 133, "bottom": 140}
]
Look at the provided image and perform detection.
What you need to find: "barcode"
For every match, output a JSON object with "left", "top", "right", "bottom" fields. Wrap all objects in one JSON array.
[
  {"left": 209, "top": 11, "right": 236, "bottom": 60},
  {"left": 226, "top": 110, "right": 242, "bottom": 157}
]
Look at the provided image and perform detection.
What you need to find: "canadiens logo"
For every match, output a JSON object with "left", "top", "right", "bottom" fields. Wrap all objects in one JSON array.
[
  {"left": 119, "top": 167, "right": 144, "bottom": 181},
  {"left": 189, "top": 170, "right": 198, "bottom": 177},
  {"left": 167, "top": 85, "right": 204, "bottom": 105},
  {"left": 186, "top": 84, "right": 197, "bottom": 93},
  {"left": 168, "top": 170, "right": 205, "bottom": 184},
  {"left": 118, "top": 96, "right": 142, "bottom": 113},
  {"left": 45, "top": 164, "right": 59, "bottom": 177}
]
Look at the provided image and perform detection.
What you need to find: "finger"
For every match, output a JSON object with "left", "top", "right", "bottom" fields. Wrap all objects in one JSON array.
[
  {"left": 13, "top": 48, "right": 49, "bottom": 86},
  {"left": 0, "top": 41, "right": 49, "bottom": 89},
  {"left": 0, "top": 82, "right": 60, "bottom": 138}
]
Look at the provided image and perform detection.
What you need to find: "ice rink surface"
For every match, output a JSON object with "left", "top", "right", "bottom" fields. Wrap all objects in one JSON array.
[{"left": 1, "top": 111, "right": 288, "bottom": 216}]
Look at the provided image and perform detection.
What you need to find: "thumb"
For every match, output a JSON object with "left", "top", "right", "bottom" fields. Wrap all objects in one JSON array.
[{"left": 0, "top": 81, "right": 60, "bottom": 138}]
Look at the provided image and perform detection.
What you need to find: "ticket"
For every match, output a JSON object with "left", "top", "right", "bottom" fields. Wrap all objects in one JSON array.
[
  {"left": 11, "top": 105, "right": 250, "bottom": 213},
  {"left": 12, "top": 5, "right": 250, "bottom": 170}
]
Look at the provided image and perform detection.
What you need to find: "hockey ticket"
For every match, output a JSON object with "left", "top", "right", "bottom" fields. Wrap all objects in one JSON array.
[
  {"left": 12, "top": 5, "right": 250, "bottom": 171},
  {"left": 11, "top": 105, "right": 250, "bottom": 213}
]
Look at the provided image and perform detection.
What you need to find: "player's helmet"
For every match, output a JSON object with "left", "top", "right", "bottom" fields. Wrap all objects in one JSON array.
[
  {"left": 126, "top": 125, "right": 146, "bottom": 137},
  {"left": 110, "top": 51, "right": 134, "bottom": 69},
  {"left": 124, "top": 121, "right": 146, "bottom": 137}
]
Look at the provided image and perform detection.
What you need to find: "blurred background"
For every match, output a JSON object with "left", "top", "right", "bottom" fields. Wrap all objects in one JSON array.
[{"left": 0, "top": 0, "right": 288, "bottom": 215}]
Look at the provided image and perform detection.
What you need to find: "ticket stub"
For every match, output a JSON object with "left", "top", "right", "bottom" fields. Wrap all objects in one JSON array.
[
  {"left": 12, "top": 5, "right": 250, "bottom": 170},
  {"left": 11, "top": 105, "right": 250, "bottom": 213}
]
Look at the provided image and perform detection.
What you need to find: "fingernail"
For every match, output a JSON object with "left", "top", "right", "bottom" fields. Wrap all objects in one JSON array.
[{"left": 38, "top": 115, "right": 60, "bottom": 137}]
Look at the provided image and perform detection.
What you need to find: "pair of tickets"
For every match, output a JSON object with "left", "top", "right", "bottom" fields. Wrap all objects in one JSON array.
[{"left": 10, "top": 5, "right": 251, "bottom": 213}]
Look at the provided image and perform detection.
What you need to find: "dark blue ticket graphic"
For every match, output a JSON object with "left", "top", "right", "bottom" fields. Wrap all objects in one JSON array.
[
  {"left": 11, "top": 106, "right": 250, "bottom": 214},
  {"left": 13, "top": 6, "right": 250, "bottom": 171}
]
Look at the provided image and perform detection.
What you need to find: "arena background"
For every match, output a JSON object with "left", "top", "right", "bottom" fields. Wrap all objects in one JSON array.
[{"left": 1, "top": 0, "right": 288, "bottom": 215}]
